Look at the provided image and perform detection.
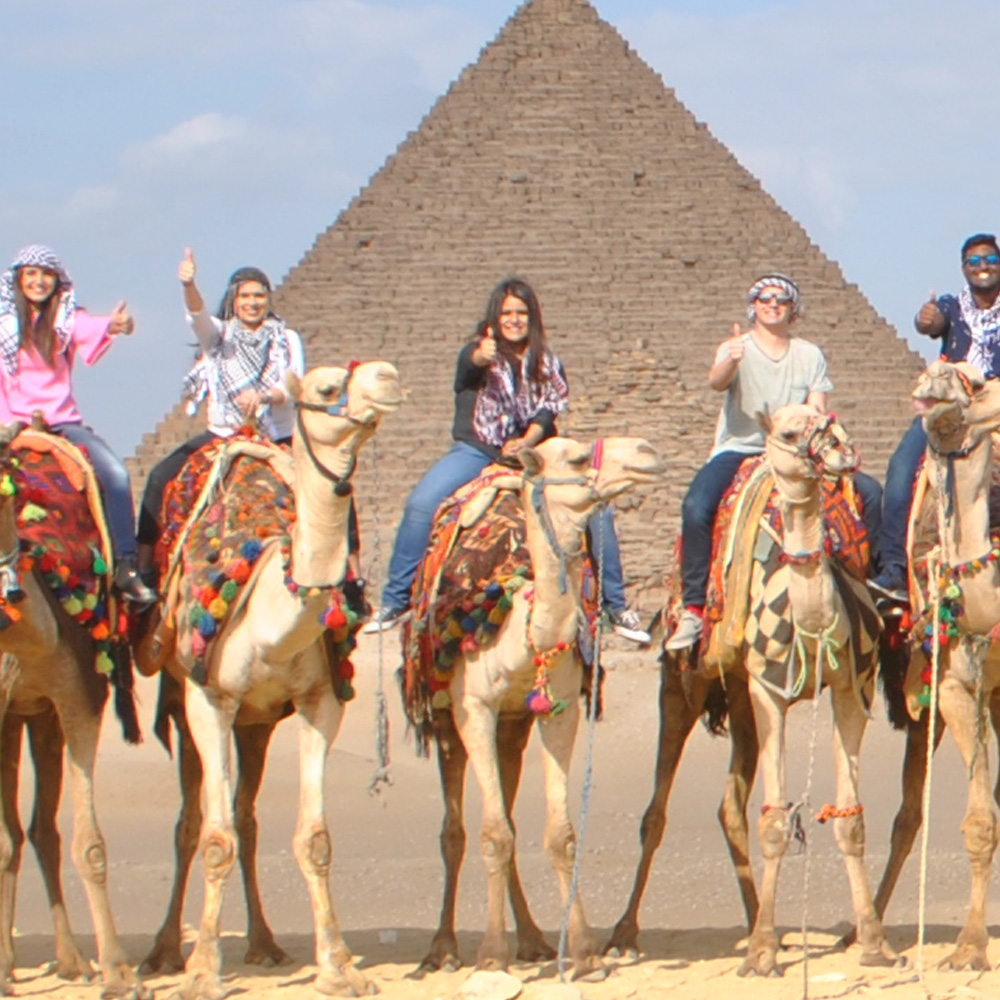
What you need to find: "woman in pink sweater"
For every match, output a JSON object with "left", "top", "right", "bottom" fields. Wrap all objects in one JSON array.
[{"left": 0, "top": 244, "right": 154, "bottom": 604}]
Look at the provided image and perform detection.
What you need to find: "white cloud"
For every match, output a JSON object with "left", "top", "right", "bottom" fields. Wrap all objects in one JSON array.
[{"left": 122, "top": 113, "right": 254, "bottom": 174}]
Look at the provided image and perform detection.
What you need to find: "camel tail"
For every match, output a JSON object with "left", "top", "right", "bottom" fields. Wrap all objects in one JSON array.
[
  {"left": 877, "top": 618, "right": 912, "bottom": 731},
  {"left": 702, "top": 676, "right": 729, "bottom": 736},
  {"left": 109, "top": 641, "right": 142, "bottom": 745}
]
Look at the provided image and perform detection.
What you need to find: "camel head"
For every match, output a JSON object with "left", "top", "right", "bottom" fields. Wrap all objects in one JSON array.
[
  {"left": 913, "top": 360, "right": 1000, "bottom": 456},
  {"left": 761, "top": 404, "right": 859, "bottom": 485},
  {"left": 287, "top": 362, "right": 402, "bottom": 484},
  {"left": 517, "top": 436, "right": 663, "bottom": 538}
]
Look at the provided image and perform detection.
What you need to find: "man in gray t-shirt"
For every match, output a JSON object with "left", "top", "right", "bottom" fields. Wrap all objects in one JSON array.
[{"left": 666, "top": 273, "right": 880, "bottom": 651}]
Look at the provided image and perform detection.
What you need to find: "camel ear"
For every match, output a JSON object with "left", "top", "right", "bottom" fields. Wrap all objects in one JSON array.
[
  {"left": 518, "top": 447, "right": 544, "bottom": 477},
  {"left": 756, "top": 405, "right": 773, "bottom": 435},
  {"left": 285, "top": 371, "right": 302, "bottom": 402}
]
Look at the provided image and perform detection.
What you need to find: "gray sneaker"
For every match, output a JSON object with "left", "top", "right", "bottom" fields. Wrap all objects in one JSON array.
[
  {"left": 607, "top": 607, "right": 651, "bottom": 644},
  {"left": 665, "top": 610, "right": 703, "bottom": 651},
  {"left": 361, "top": 605, "right": 410, "bottom": 634}
]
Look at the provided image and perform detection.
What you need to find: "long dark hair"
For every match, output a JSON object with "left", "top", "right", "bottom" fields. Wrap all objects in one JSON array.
[
  {"left": 216, "top": 266, "right": 275, "bottom": 321},
  {"left": 14, "top": 272, "right": 63, "bottom": 366},
  {"left": 476, "top": 277, "right": 549, "bottom": 383}
]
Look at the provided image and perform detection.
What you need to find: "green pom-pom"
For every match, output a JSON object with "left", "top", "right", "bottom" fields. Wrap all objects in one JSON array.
[
  {"left": 96, "top": 651, "right": 114, "bottom": 676},
  {"left": 498, "top": 594, "right": 513, "bottom": 611},
  {"left": 93, "top": 555, "right": 108, "bottom": 575},
  {"left": 20, "top": 503, "right": 46, "bottom": 523},
  {"left": 917, "top": 687, "right": 932, "bottom": 709},
  {"left": 339, "top": 682, "right": 356, "bottom": 703},
  {"left": 944, "top": 583, "right": 962, "bottom": 600},
  {"left": 63, "top": 597, "right": 83, "bottom": 616},
  {"left": 189, "top": 605, "right": 206, "bottom": 627},
  {"left": 0, "top": 475, "right": 15, "bottom": 497},
  {"left": 83, "top": 593, "right": 98, "bottom": 610},
  {"left": 220, "top": 580, "right": 238, "bottom": 602}
]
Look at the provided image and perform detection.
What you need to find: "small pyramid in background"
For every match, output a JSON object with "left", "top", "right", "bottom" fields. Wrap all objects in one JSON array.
[{"left": 130, "top": 0, "right": 923, "bottom": 601}]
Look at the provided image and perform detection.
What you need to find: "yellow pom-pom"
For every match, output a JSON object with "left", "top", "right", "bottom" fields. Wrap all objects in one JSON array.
[
  {"left": 19, "top": 503, "right": 46, "bottom": 523},
  {"left": 0, "top": 475, "right": 15, "bottom": 497},
  {"left": 96, "top": 651, "right": 114, "bottom": 676},
  {"left": 83, "top": 593, "right": 98, "bottom": 610},
  {"left": 63, "top": 597, "right": 83, "bottom": 616},
  {"left": 209, "top": 597, "right": 229, "bottom": 620},
  {"left": 431, "top": 690, "right": 453, "bottom": 710}
]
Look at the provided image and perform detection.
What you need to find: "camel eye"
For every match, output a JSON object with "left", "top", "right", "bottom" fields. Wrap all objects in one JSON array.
[
  {"left": 316, "top": 383, "right": 336, "bottom": 400},
  {"left": 567, "top": 450, "right": 591, "bottom": 468},
  {"left": 780, "top": 431, "right": 799, "bottom": 444}
]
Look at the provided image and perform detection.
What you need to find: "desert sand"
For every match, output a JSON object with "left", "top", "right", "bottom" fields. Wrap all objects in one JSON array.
[{"left": 5, "top": 632, "right": 1000, "bottom": 999}]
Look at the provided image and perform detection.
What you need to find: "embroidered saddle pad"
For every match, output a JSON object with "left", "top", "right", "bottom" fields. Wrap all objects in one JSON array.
[
  {"left": 664, "top": 455, "right": 875, "bottom": 695},
  {"left": 401, "top": 467, "right": 599, "bottom": 745},
  {"left": 9, "top": 430, "right": 125, "bottom": 674}
]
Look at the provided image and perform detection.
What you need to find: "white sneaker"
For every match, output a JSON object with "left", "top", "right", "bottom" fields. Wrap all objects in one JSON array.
[
  {"left": 665, "top": 610, "right": 703, "bottom": 651},
  {"left": 607, "top": 607, "right": 651, "bottom": 644},
  {"left": 361, "top": 605, "right": 410, "bottom": 634}
]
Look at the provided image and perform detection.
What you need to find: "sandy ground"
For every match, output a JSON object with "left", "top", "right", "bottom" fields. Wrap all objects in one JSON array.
[{"left": 6, "top": 632, "right": 1000, "bottom": 999}]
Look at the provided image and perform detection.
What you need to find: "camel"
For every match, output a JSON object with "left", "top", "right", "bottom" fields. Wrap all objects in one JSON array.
[
  {"left": 0, "top": 424, "right": 146, "bottom": 998},
  {"left": 606, "top": 405, "right": 893, "bottom": 975},
  {"left": 407, "top": 435, "right": 662, "bottom": 980},
  {"left": 158, "top": 362, "right": 400, "bottom": 1000},
  {"left": 863, "top": 361, "right": 1000, "bottom": 970}
]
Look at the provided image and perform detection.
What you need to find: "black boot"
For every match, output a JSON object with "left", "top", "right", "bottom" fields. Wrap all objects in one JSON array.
[{"left": 114, "top": 557, "right": 158, "bottom": 607}]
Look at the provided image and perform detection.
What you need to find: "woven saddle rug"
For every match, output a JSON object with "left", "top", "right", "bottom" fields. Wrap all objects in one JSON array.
[
  {"left": 401, "top": 467, "right": 599, "bottom": 745},
  {"left": 158, "top": 435, "right": 294, "bottom": 682},
  {"left": 665, "top": 455, "right": 876, "bottom": 703},
  {"left": 5, "top": 430, "right": 125, "bottom": 676}
]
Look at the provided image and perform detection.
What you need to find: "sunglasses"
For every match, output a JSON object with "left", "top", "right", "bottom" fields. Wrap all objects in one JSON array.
[
  {"left": 965, "top": 253, "right": 1000, "bottom": 268},
  {"left": 755, "top": 292, "right": 792, "bottom": 305}
]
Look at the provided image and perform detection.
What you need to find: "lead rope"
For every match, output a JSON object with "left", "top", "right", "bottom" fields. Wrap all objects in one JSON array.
[
  {"left": 557, "top": 506, "right": 604, "bottom": 982},
  {"left": 791, "top": 613, "right": 840, "bottom": 1000},
  {"left": 367, "top": 435, "right": 391, "bottom": 796}
]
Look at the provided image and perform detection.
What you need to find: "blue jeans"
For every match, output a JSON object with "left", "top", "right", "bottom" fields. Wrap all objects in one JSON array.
[
  {"left": 876, "top": 416, "right": 926, "bottom": 584},
  {"left": 679, "top": 450, "right": 750, "bottom": 607},
  {"left": 55, "top": 423, "right": 138, "bottom": 561},
  {"left": 680, "top": 451, "right": 885, "bottom": 607},
  {"left": 380, "top": 441, "right": 630, "bottom": 612}
]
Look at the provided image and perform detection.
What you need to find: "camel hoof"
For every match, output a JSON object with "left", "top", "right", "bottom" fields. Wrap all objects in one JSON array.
[
  {"left": 244, "top": 940, "right": 293, "bottom": 967},
  {"left": 515, "top": 937, "right": 556, "bottom": 963},
  {"left": 47, "top": 956, "right": 95, "bottom": 982},
  {"left": 859, "top": 945, "right": 902, "bottom": 968},
  {"left": 572, "top": 959, "right": 609, "bottom": 983},
  {"left": 737, "top": 956, "right": 782, "bottom": 978},
  {"left": 939, "top": 951, "right": 991, "bottom": 972},
  {"left": 315, "top": 967, "right": 378, "bottom": 997},
  {"left": 140, "top": 942, "right": 186, "bottom": 975}
]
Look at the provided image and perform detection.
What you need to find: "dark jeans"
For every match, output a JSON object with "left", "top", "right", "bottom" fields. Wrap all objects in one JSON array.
[
  {"left": 876, "top": 415, "right": 926, "bottom": 584},
  {"left": 54, "top": 423, "right": 139, "bottom": 561},
  {"left": 380, "top": 441, "right": 630, "bottom": 613},
  {"left": 138, "top": 431, "right": 362, "bottom": 554},
  {"left": 679, "top": 451, "right": 885, "bottom": 608}
]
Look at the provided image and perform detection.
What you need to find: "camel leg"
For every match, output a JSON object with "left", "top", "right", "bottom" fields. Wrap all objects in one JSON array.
[
  {"left": 25, "top": 709, "right": 93, "bottom": 981},
  {"left": 57, "top": 676, "right": 147, "bottom": 999},
  {"left": 234, "top": 722, "right": 292, "bottom": 967},
  {"left": 141, "top": 691, "right": 204, "bottom": 975},
  {"left": 828, "top": 685, "right": 896, "bottom": 966},
  {"left": 291, "top": 676, "right": 374, "bottom": 998},
  {"left": 606, "top": 661, "right": 704, "bottom": 956},
  {"left": 419, "top": 709, "right": 468, "bottom": 974},
  {"left": 498, "top": 713, "right": 555, "bottom": 963},
  {"left": 453, "top": 698, "right": 513, "bottom": 971},
  {"left": 717, "top": 675, "right": 760, "bottom": 930},
  {"left": 179, "top": 679, "right": 239, "bottom": 1000},
  {"left": 536, "top": 700, "right": 605, "bottom": 981},
  {"left": 936, "top": 674, "right": 998, "bottom": 971},
  {"left": 0, "top": 714, "right": 25, "bottom": 994},
  {"left": 739, "top": 679, "right": 788, "bottom": 978}
]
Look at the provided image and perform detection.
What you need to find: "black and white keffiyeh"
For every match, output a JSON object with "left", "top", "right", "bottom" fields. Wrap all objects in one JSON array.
[
  {"left": 472, "top": 349, "right": 569, "bottom": 449},
  {"left": 959, "top": 286, "right": 1000, "bottom": 377},
  {"left": 746, "top": 273, "right": 801, "bottom": 321},
  {"left": 182, "top": 316, "right": 292, "bottom": 437},
  {"left": 0, "top": 245, "right": 76, "bottom": 375}
]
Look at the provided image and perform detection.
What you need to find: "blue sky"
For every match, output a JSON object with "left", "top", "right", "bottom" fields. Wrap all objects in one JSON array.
[{"left": 0, "top": 0, "right": 989, "bottom": 452}]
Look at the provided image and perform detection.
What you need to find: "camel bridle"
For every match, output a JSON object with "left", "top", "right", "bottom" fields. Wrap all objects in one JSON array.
[{"left": 522, "top": 440, "right": 604, "bottom": 595}]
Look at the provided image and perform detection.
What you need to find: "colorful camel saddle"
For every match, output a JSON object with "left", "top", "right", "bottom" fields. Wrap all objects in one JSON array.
[
  {"left": 158, "top": 433, "right": 359, "bottom": 698},
  {"left": 401, "top": 467, "right": 599, "bottom": 750},
  {"left": 0, "top": 429, "right": 136, "bottom": 737},
  {"left": 666, "top": 455, "right": 877, "bottom": 703}
]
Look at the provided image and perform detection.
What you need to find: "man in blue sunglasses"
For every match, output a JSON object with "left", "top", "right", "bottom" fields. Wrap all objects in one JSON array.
[{"left": 870, "top": 233, "right": 1000, "bottom": 607}]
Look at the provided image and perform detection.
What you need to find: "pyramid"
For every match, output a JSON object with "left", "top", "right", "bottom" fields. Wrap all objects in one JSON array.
[{"left": 129, "top": 0, "right": 924, "bottom": 601}]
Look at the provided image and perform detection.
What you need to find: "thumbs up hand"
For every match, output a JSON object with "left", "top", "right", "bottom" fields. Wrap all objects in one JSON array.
[
  {"left": 725, "top": 322, "right": 746, "bottom": 362},
  {"left": 178, "top": 247, "right": 196, "bottom": 286},
  {"left": 478, "top": 325, "right": 498, "bottom": 364},
  {"left": 916, "top": 290, "right": 945, "bottom": 336},
  {"left": 108, "top": 300, "right": 134, "bottom": 336}
]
